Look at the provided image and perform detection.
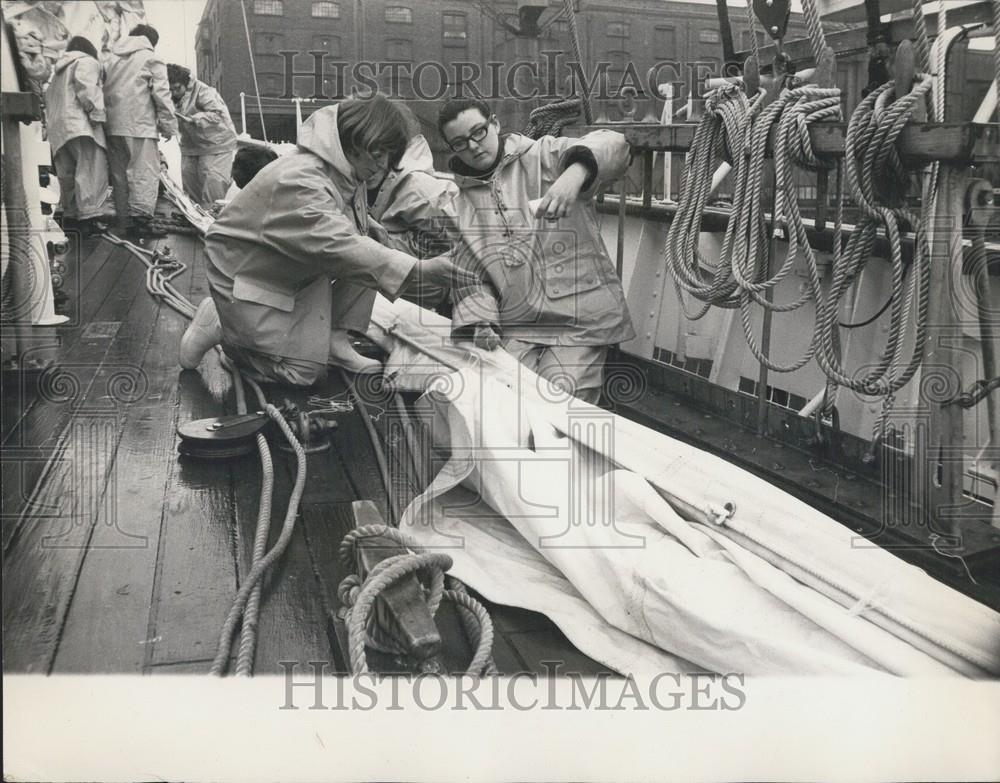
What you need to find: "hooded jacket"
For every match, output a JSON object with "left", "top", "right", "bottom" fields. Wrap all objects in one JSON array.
[
  {"left": 448, "top": 130, "right": 635, "bottom": 346},
  {"left": 174, "top": 78, "right": 237, "bottom": 156},
  {"left": 368, "top": 134, "right": 457, "bottom": 257},
  {"left": 103, "top": 35, "right": 177, "bottom": 139},
  {"left": 45, "top": 49, "right": 106, "bottom": 154},
  {"left": 204, "top": 104, "right": 418, "bottom": 365}
]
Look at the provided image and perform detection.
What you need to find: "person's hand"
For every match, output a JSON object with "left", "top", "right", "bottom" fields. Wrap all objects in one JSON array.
[
  {"left": 417, "top": 254, "right": 456, "bottom": 288},
  {"left": 161, "top": 131, "right": 173, "bottom": 141},
  {"left": 472, "top": 323, "right": 502, "bottom": 351},
  {"left": 534, "top": 162, "right": 589, "bottom": 220},
  {"left": 367, "top": 218, "right": 389, "bottom": 244}
]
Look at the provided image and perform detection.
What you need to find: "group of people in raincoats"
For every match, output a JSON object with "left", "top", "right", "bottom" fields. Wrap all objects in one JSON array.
[
  {"left": 180, "top": 93, "right": 635, "bottom": 404},
  {"left": 44, "top": 24, "right": 238, "bottom": 240}
]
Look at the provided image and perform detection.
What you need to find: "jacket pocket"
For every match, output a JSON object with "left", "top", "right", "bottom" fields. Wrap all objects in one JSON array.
[
  {"left": 233, "top": 274, "right": 296, "bottom": 313},
  {"left": 541, "top": 234, "right": 603, "bottom": 300}
]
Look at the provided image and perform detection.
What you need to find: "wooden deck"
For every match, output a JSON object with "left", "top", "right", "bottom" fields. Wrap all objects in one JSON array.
[{"left": 1, "top": 225, "right": 610, "bottom": 677}]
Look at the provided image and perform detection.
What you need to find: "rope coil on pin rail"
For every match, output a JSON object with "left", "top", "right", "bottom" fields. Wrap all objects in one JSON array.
[
  {"left": 816, "top": 75, "right": 934, "bottom": 450},
  {"left": 337, "top": 525, "right": 496, "bottom": 676}
]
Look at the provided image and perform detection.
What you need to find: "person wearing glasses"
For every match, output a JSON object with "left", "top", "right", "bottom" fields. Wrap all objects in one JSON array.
[
  {"left": 179, "top": 95, "right": 454, "bottom": 383},
  {"left": 438, "top": 98, "right": 634, "bottom": 404}
]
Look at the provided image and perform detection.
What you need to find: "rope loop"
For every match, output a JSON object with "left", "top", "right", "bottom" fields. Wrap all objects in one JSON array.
[{"left": 337, "top": 529, "right": 496, "bottom": 677}]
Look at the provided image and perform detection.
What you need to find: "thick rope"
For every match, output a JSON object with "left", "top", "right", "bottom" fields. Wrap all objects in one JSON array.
[
  {"left": 816, "top": 77, "right": 933, "bottom": 445},
  {"left": 210, "top": 401, "right": 307, "bottom": 675},
  {"left": 563, "top": 0, "right": 593, "bottom": 124},
  {"left": 911, "top": 0, "right": 933, "bottom": 74},
  {"left": 801, "top": 0, "right": 828, "bottom": 65},
  {"left": 994, "top": 0, "right": 1000, "bottom": 97},
  {"left": 338, "top": 525, "right": 495, "bottom": 676},
  {"left": 233, "top": 374, "right": 274, "bottom": 676},
  {"left": 525, "top": 97, "right": 582, "bottom": 139}
]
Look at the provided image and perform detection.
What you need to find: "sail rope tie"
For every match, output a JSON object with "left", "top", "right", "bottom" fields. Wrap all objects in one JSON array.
[{"left": 337, "top": 525, "right": 496, "bottom": 676}]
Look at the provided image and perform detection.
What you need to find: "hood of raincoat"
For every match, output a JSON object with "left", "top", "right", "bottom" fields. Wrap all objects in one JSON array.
[
  {"left": 53, "top": 49, "right": 89, "bottom": 74},
  {"left": 297, "top": 104, "right": 355, "bottom": 183},
  {"left": 111, "top": 35, "right": 153, "bottom": 57},
  {"left": 377, "top": 133, "right": 442, "bottom": 198}
]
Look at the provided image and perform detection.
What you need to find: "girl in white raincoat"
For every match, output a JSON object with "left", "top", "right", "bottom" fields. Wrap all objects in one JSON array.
[{"left": 44, "top": 36, "right": 109, "bottom": 237}]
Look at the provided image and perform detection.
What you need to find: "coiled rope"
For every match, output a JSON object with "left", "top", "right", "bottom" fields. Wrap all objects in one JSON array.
[
  {"left": 818, "top": 77, "right": 933, "bottom": 444},
  {"left": 664, "top": 0, "right": 938, "bottom": 443},
  {"left": 337, "top": 525, "right": 496, "bottom": 676},
  {"left": 525, "top": 97, "right": 583, "bottom": 139}
]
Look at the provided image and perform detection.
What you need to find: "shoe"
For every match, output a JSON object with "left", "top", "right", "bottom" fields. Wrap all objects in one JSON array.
[
  {"left": 328, "top": 329, "right": 382, "bottom": 373},
  {"left": 179, "top": 297, "right": 222, "bottom": 369},
  {"left": 79, "top": 218, "right": 109, "bottom": 238}
]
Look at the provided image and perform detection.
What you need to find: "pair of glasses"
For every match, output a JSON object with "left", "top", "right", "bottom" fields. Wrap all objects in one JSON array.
[{"left": 447, "top": 119, "right": 492, "bottom": 152}]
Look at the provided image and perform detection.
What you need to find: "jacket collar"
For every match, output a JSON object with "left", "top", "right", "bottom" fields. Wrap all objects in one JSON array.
[
  {"left": 112, "top": 36, "right": 153, "bottom": 56},
  {"left": 448, "top": 133, "right": 533, "bottom": 188},
  {"left": 53, "top": 50, "right": 88, "bottom": 73}
]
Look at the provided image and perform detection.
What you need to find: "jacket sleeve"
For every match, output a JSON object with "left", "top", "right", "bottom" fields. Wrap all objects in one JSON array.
[
  {"left": 145, "top": 54, "right": 178, "bottom": 136},
  {"left": 259, "top": 170, "right": 417, "bottom": 299},
  {"left": 449, "top": 231, "right": 501, "bottom": 338},
  {"left": 72, "top": 58, "right": 106, "bottom": 123},
  {"left": 538, "top": 130, "right": 630, "bottom": 198},
  {"left": 188, "top": 85, "right": 228, "bottom": 129}
]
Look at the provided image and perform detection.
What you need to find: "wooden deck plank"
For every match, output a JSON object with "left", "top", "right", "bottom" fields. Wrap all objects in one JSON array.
[
  {"left": 0, "top": 237, "right": 116, "bottom": 444},
  {"left": 490, "top": 629, "right": 529, "bottom": 674},
  {"left": 144, "top": 245, "right": 239, "bottom": 668},
  {"left": 2, "top": 241, "right": 148, "bottom": 549},
  {"left": 50, "top": 236, "right": 198, "bottom": 672},
  {"left": 502, "top": 627, "right": 613, "bottom": 677},
  {"left": 299, "top": 501, "right": 361, "bottom": 674},
  {"left": 1, "top": 240, "right": 168, "bottom": 672}
]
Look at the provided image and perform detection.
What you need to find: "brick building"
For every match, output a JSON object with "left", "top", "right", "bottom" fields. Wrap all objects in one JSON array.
[{"left": 196, "top": 0, "right": 808, "bottom": 145}]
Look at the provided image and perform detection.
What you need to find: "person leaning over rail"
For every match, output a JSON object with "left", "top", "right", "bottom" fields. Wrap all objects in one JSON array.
[
  {"left": 44, "top": 36, "right": 110, "bottom": 239},
  {"left": 178, "top": 94, "right": 455, "bottom": 384},
  {"left": 438, "top": 98, "right": 635, "bottom": 404},
  {"left": 166, "top": 63, "right": 238, "bottom": 209},
  {"left": 366, "top": 104, "right": 458, "bottom": 315},
  {"left": 103, "top": 24, "right": 177, "bottom": 241}
]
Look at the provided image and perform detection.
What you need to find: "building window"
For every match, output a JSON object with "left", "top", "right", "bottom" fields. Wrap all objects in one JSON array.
[
  {"left": 607, "top": 21, "right": 629, "bottom": 38},
  {"left": 254, "top": 32, "right": 285, "bottom": 55},
  {"left": 259, "top": 73, "right": 282, "bottom": 96},
  {"left": 385, "top": 6, "right": 412, "bottom": 23},
  {"left": 699, "top": 29, "right": 721, "bottom": 44},
  {"left": 311, "top": 1, "right": 339, "bottom": 17},
  {"left": 606, "top": 50, "right": 628, "bottom": 71},
  {"left": 654, "top": 25, "right": 675, "bottom": 58},
  {"left": 546, "top": 18, "right": 569, "bottom": 39},
  {"left": 253, "top": 0, "right": 283, "bottom": 16},
  {"left": 443, "top": 12, "right": 467, "bottom": 41},
  {"left": 313, "top": 34, "right": 341, "bottom": 56},
  {"left": 386, "top": 38, "right": 412, "bottom": 60}
]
